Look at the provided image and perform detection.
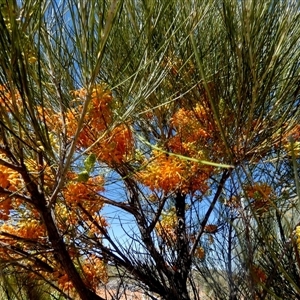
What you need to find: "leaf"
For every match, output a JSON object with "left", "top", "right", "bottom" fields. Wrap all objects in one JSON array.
[
  {"left": 77, "top": 171, "right": 89, "bottom": 182},
  {"left": 84, "top": 154, "right": 96, "bottom": 173}
]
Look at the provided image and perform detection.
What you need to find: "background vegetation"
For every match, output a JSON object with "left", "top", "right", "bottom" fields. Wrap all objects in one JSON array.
[{"left": 0, "top": 0, "right": 299, "bottom": 299}]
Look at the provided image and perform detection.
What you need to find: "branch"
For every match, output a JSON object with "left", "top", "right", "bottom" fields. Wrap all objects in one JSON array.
[
  {"left": 0, "top": 157, "right": 23, "bottom": 172},
  {"left": 37, "top": 194, "right": 106, "bottom": 300},
  {"left": 148, "top": 193, "right": 168, "bottom": 233},
  {"left": 117, "top": 166, "right": 173, "bottom": 277},
  {"left": 190, "top": 169, "right": 231, "bottom": 256},
  {"left": 77, "top": 203, "right": 134, "bottom": 266},
  {"left": 2, "top": 262, "right": 74, "bottom": 300},
  {"left": 100, "top": 195, "right": 137, "bottom": 214},
  {"left": 0, "top": 231, "right": 48, "bottom": 249},
  {"left": 0, "top": 186, "right": 32, "bottom": 204},
  {"left": 78, "top": 192, "right": 171, "bottom": 297},
  {"left": 174, "top": 192, "right": 191, "bottom": 278},
  {"left": 0, "top": 240, "right": 54, "bottom": 273}
]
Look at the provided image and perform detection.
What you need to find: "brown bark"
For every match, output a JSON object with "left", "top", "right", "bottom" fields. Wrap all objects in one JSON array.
[
  {"left": 20, "top": 166, "right": 105, "bottom": 300},
  {"left": 39, "top": 205, "right": 105, "bottom": 300}
]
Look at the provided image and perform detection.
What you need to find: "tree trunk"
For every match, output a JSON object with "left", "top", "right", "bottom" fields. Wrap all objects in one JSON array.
[
  {"left": 35, "top": 193, "right": 105, "bottom": 300},
  {"left": 169, "top": 192, "right": 191, "bottom": 300}
]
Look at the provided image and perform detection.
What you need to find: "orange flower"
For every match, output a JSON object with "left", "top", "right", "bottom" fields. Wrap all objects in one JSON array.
[
  {"left": 225, "top": 195, "right": 241, "bottom": 209},
  {"left": 64, "top": 176, "right": 104, "bottom": 207},
  {"left": 96, "top": 124, "right": 134, "bottom": 165},
  {"left": 66, "top": 84, "right": 113, "bottom": 149},
  {"left": 54, "top": 202, "right": 78, "bottom": 228},
  {"left": 36, "top": 106, "right": 62, "bottom": 133},
  {"left": 170, "top": 105, "right": 211, "bottom": 150},
  {"left": 195, "top": 247, "right": 205, "bottom": 259},
  {"left": 0, "top": 199, "right": 12, "bottom": 220},
  {"left": 56, "top": 272, "right": 74, "bottom": 292},
  {"left": 0, "top": 160, "right": 23, "bottom": 192},
  {"left": 204, "top": 224, "right": 218, "bottom": 234},
  {"left": 89, "top": 85, "right": 112, "bottom": 131},
  {"left": 167, "top": 102, "right": 224, "bottom": 162},
  {"left": 25, "top": 158, "right": 55, "bottom": 189},
  {"left": 86, "top": 215, "right": 108, "bottom": 237},
  {"left": 245, "top": 183, "right": 273, "bottom": 215},
  {"left": 138, "top": 151, "right": 212, "bottom": 193},
  {"left": 155, "top": 209, "right": 177, "bottom": 244},
  {"left": 251, "top": 265, "right": 267, "bottom": 283},
  {"left": 138, "top": 152, "right": 185, "bottom": 192},
  {"left": 82, "top": 255, "right": 108, "bottom": 288},
  {"left": 0, "top": 85, "right": 22, "bottom": 112},
  {"left": 0, "top": 219, "right": 46, "bottom": 241},
  {"left": 137, "top": 102, "right": 216, "bottom": 194},
  {"left": 18, "top": 219, "right": 46, "bottom": 240},
  {"left": 0, "top": 171, "right": 10, "bottom": 189},
  {"left": 245, "top": 183, "right": 272, "bottom": 200}
]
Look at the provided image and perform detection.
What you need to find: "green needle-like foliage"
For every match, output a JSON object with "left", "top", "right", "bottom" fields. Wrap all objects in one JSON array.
[{"left": 0, "top": 1, "right": 299, "bottom": 299}]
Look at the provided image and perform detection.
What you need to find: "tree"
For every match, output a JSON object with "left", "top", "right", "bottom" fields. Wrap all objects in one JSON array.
[{"left": 0, "top": 0, "right": 299, "bottom": 299}]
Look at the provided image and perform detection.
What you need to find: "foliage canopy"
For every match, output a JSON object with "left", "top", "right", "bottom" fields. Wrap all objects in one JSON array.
[{"left": 0, "top": 0, "right": 300, "bottom": 299}]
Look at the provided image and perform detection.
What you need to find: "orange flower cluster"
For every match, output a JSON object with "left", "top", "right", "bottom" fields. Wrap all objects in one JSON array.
[
  {"left": 89, "top": 87, "right": 113, "bottom": 131},
  {"left": 138, "top": 101, "right": 218, "bottom": 194},
  {"left": 61, "top": 175, "right": 108, "bottom": 235},
  {"left": 139, "top": 152, "right": 185, "bottom": 192},
  {"left": 72, "top": 85, "right": 113, "bottom": 148},
  {"left": 0, "top": 159, "right": 22, "bottom": 192},
  {"left": 0, "top": 218, "right": 46, "bottom": 242},
  {"left": 95, "top": 124, "right": 134, "bottom": 165},
  {"left": 169, "top": 103, "right": 212, "bottom": 157},
  {"left": 245, "top": 183, "right": 272, "bottom": 199},
  {"left": 155, "top": 209, "right": 177, "bottom": 244},
  {"left": 204, "top": 224, "right": 218, "bottom": 234},
  {"left": 54, "top": 255, "right": 108, "bottom": 294},
  {"left": 245, "top": 183, "right": 273, "bottom": 215},
  {"left": 0, "top": 85, "right": 22, "bottom": 112},
  {"left": 54, "top": 202, "right": 78, "bottom": 228},
  {"left": 0, "top": 199, "right": 12, "bottom": 220},
  {"left": 18, "top": 219, "right": 47, "bottom": 240},
  {"left": 86, "top": 215, "right": 108, "bottom": 237},
  {"left": 37, "top": 106, "right": 63, "bottom": 133},
  {"left": 65, "top": 85, "right": 134, "bottom": 165},
  {"left": 0, "top": 171, "right": 10, "bottom": 189},
  {"left": 64, "top": 175, "right": 104, "bottom": 210},
  {"left": 25, "top": 158, "right": 56, "bottom": 190},
  {"left": 0, "top": 159, "right": 24, "bottom": 220},
  {"left": 82, "top": 255, "right": 108, "bottom": 289},
  {"left": 195, "top": 247, "right": 205, "bottom": 259},
  {"left": 56, "top": 272, "right": 74, "bottom": 292},
  {"left": 139, "top": 151, "right": 211, "bottom": 193}
]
